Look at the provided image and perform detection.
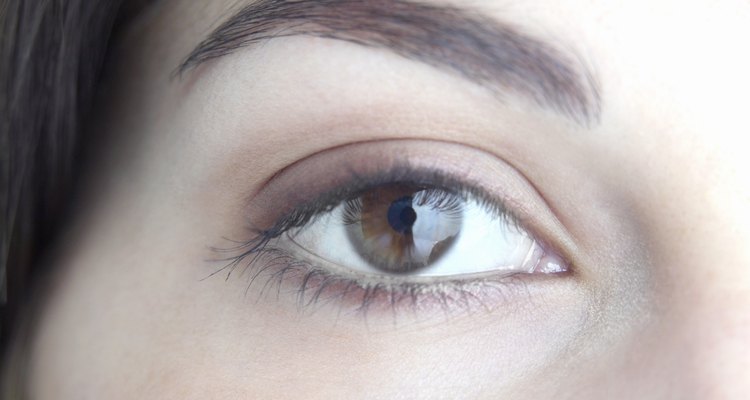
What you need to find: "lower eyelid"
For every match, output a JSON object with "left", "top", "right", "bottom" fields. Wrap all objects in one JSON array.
[{"left": 224, "top": 242, "right": 555, "bottom": 318}]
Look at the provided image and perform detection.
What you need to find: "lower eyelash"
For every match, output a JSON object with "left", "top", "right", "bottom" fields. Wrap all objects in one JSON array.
[{"left": 211, "top": 236, "right": 533, "bottom": 318}]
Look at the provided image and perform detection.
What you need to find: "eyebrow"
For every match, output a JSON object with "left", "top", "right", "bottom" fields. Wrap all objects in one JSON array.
[{"left": 178, "top": 0, "right": 601, "bottom": 124}]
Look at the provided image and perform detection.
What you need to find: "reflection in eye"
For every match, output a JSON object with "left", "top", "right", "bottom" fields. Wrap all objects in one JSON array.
[{"left": 288, "top": 182, "right": 564, "bottom": 279}]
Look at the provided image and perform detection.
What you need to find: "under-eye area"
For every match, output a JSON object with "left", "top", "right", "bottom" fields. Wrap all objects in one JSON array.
[{"left": 210, "top": 140, "right": 573, "bottom": 319}]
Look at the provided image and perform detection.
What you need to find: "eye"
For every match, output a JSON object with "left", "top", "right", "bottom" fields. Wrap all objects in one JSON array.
[
  {"left": 217, "top": 140, "right": 573, "bottom": 316},
  {"left": 287, "top": 183, "right": 565, "bottom": 278}
]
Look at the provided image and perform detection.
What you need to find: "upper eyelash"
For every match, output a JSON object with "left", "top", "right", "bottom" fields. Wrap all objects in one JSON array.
[
  {"left": 266, "top": 164, "right": 518, "bottom": 238},
  {"left": 214, "top": 164, "right": 519, "bottom": 262}
]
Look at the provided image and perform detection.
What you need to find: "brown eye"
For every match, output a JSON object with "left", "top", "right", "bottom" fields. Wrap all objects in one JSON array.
[
  {"left": 343, "top": 185, "right": 463, "bottom": 273},
  {"left": 287, "top": 171, "right": 564, "bottom": 279}
]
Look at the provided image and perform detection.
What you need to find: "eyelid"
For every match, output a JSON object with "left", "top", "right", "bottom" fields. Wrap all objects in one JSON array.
[{"left": 244, "top": 139, "right": 578, "bottom": 270}]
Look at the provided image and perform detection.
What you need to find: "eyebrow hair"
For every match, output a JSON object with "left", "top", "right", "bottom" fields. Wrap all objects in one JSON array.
[{"left": 178, "top": 0, "right": 601, "bottom": 124}]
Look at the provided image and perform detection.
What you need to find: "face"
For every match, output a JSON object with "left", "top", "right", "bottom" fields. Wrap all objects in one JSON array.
[{"left": 27, "top": 0, "right": 750, "bottom": 398}]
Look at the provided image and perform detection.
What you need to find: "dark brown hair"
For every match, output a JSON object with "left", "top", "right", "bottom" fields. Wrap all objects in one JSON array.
[{"left": 0, "top": 0, "right": 139, "bottom": 395}]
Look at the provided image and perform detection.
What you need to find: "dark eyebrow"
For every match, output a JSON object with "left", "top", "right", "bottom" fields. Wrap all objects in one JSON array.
[{"left": 178, "top": 0, "right": 601, "bottom": 124}]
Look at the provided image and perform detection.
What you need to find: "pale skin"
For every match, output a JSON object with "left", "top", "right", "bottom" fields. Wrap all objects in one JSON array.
[{"left": 27, "top": 0, "right": 750, "bottom": 398}]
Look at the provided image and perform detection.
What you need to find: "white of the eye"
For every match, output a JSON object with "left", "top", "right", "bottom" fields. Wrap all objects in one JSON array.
[{"left": 287, "top": 198, "right": 543, "bottom": 277}]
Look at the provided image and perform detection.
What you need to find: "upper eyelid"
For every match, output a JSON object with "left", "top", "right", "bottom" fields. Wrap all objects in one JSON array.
[{"left": 242, "top": 139, "right": 579, "bottom": 271}]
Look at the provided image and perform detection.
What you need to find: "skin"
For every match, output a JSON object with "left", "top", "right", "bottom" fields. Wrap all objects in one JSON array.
[{"left": 27, "top": 0, "right": 750, "bottom": 398}]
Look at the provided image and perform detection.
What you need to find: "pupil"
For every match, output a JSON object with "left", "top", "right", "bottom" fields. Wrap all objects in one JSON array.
[
  {"left": 387, "top": 196, "right": 417, "bottom": 233},
  {"left": 400, "top": 207, "right": 417, "bottom": 226}
]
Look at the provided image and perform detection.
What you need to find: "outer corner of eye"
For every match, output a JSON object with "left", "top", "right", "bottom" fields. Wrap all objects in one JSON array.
[{"left": 528, "top": 242, "right": 570, "bottom": 275}]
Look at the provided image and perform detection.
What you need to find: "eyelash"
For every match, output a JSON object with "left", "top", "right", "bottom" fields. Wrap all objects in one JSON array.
[{"left": 210, "top": 165, "right": 539, "bottom": 317}]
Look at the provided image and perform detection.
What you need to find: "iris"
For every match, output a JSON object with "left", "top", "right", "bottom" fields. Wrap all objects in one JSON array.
[{"left": 344, "top": 185, "right": 462, "bottom": 273}]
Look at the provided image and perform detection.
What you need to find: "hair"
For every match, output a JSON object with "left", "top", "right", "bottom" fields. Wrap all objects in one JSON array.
[{"left": 0, "top": 0, "right": 147, "bottom": 395}]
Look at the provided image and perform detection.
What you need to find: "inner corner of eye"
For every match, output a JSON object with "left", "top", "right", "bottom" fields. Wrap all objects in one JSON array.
[{"left": 278, "top": 182, "right": 567, "bottom": 278}]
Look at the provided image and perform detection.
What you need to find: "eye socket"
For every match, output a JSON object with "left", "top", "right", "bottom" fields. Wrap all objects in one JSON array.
[
  {"left": 284, "top": 181, "right": 566, "bottom": 279},
  {"left": 220, "top": 140, "right": 575, "bottom": 315}
]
